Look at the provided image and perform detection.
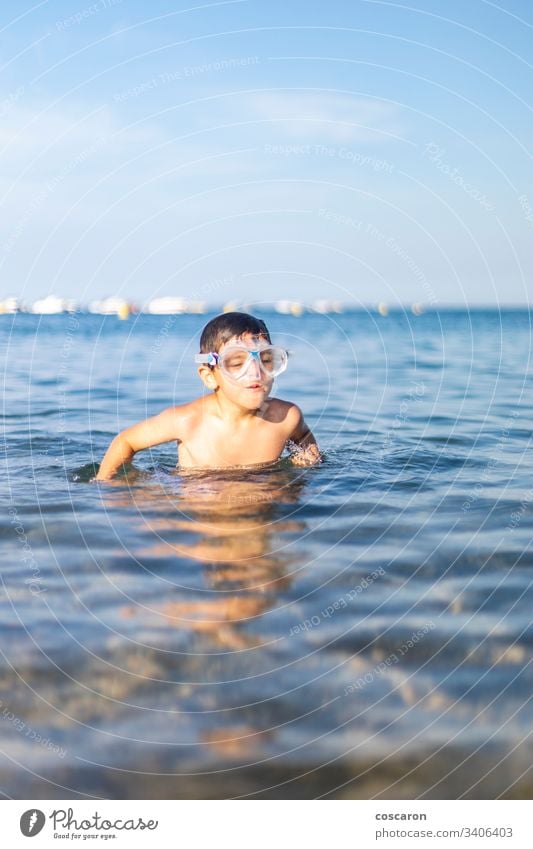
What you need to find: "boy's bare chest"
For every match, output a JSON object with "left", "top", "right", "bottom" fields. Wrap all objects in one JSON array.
[{"left": 179, "top": 415, "right": 287, "bottom": 468}]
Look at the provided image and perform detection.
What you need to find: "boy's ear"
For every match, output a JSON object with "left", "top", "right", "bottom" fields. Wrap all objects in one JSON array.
[{"left": 198, "top": 365, "right": 218, "bottom": 390}]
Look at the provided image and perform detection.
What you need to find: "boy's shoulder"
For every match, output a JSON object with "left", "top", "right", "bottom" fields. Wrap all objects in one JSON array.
[
  {"left": 157, "top": 396, "right": 302, "bottom": 433},
  {"left": 263, "top": 397, "right": 303, "bottom": 426},
  {"left": 156, "top": 398, "right": 206, "bottom": 435}
]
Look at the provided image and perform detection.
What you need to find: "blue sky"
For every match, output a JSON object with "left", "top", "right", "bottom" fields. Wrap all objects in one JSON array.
[{"left": 1, "top": 0, "right": 532, "bottom": 306}]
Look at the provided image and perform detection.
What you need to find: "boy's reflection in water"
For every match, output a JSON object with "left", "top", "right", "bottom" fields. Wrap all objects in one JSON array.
[
  {"left": 106, "top": 466, "right": 308, "bottom": 651},
  {"left": 104, "top": 467, "right": 309, "bottom": 761}
]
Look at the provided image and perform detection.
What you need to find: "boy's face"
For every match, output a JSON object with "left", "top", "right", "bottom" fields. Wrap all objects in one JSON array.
[{"left": 198, "top": 333, "right": 274, "bottom": 409}]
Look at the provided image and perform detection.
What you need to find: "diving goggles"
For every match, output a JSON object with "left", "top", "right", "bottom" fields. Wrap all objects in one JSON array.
[{"left": 195, "top": 344, "right": 289, "bottom": 380}]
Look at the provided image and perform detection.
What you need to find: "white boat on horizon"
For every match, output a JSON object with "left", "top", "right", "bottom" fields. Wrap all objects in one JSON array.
[
  {"left": 275, "top": 300, "right": 304, "bottom": 316},
  {"left": 146, "top": 297, "right": 188, "bottom": 315},
  {"left": 31, "top": 295, "right": 77, "bottom": 314},
  {"left": 88, "top": 297, "right": 132, "bottom": 317},
  {"left": 312, "top": 299, "right": 344, "bottom": 314},
  {"left": 0, "top": 296, "right": 22, "bottom": 314}
]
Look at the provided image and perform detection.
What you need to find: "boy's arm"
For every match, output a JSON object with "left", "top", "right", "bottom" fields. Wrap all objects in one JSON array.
[
  {"left": 95, "top": 406, "right": 184, "bottom": 481},
  {"left": 286, "top": 405, "right": 322, "bottom": 466}
]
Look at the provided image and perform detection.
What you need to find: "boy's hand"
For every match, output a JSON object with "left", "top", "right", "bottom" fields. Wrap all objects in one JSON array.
[{"left": 289, "top": 443, "right": 322, "bottom": 466}]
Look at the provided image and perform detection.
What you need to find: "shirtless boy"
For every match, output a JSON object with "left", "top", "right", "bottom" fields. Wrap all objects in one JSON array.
[{"left": 95, "top": 311, "right": 321, "bottom": 480}]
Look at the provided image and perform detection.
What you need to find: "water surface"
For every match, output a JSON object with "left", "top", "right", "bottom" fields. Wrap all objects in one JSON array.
[{"left": 1, "top": 309, "right": 531, "bottom": 798}]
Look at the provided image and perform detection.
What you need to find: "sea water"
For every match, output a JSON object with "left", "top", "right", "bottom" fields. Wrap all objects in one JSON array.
[{"left": 0, "top": 308, "right": 531, "bottom": 798}]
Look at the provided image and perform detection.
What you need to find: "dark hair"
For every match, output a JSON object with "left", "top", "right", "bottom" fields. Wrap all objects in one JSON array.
[{"left": 199, "top": 312, "right": 272, "bottom": 353}]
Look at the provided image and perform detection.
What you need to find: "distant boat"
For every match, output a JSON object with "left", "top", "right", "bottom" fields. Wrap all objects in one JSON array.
[
  {"left": 0, "top": 296, "right": 21, "bottom": 314},
  {"left": 31, "top": 295, "right": 76, "bottom": 314},
  {"left": 88, "top": 297, "right": 131, "bottom": 317},
  {"left": 146, "top": 297, "right": 188, "bottom": 315},
  {"left": 275, "top": 300, "right": 304, "bottom": 316},
  {"left": 312, "top": 299, "right": 344, "bottom": 314},
  {"left": 222, "top": 301, "right": 241, "bottom": 313}
]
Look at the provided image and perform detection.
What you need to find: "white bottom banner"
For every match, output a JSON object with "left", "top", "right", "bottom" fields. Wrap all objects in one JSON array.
[{"left": 1, "top": 799, "right": 530, "bottom": 848}]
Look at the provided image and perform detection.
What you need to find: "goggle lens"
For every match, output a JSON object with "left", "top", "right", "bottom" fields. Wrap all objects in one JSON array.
[{"left": 220, "top": 346, "right": 287, "bottom": 379}]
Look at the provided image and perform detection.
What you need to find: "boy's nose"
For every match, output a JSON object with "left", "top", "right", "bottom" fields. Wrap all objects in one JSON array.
[{"left": 245, "top": 353, "right": 262, "bottom": 378}]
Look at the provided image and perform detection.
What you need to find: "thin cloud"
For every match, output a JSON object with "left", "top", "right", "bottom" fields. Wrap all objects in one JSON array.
[
  {"left": 0, "top": 102, "right": 163, "bottom": 175},
  {"left": 243, "top": 91, "right": 405, "bottom": 143}
]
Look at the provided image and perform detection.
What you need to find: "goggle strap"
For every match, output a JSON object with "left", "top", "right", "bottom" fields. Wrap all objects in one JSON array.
[{"left": 195, "top": 353, "right": 218, "bottom": 366}]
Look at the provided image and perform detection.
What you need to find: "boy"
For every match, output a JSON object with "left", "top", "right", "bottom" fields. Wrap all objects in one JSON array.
[{"left": 95, "top": 312, "right": 321, "bottom": 480}]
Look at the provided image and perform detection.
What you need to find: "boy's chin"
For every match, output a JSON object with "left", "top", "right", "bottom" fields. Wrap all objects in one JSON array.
[
  {"left": 243, "top": 396, "right": 266, "bottom": 410},
  {"left": 239, "top": 386, "right": 270, "bottom": 407}
]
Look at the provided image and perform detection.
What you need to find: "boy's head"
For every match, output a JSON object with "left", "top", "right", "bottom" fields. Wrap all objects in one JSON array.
[
  {"left": 196, "top": 312, "right": 282, "bottom": 409},
  {"left": 199, "top": 311, "right": 271, "bottom": 354}
]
